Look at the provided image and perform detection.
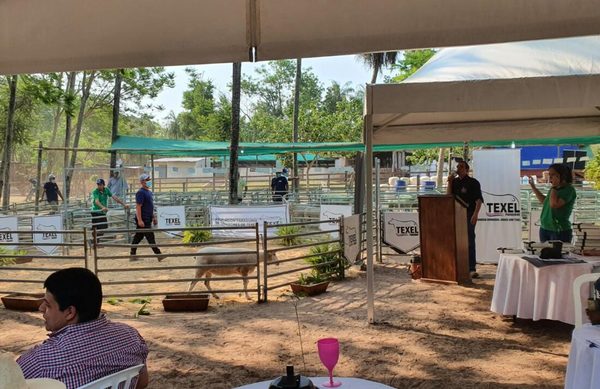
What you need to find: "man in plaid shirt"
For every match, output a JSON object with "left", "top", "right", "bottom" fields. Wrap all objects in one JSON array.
[{"left": 16, "top": 268, "right": 149, "bottom": 389}]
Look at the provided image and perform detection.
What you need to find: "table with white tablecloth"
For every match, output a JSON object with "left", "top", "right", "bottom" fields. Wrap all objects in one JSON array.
[
  {"left": 233, "top": 377, "right": 395, "bottom": 389},
  {"left": 490, "top": 253, "right": 599, "bottom": 325},
  {"left": 565, "top": 324, "right": 600, "bottom": 389}
]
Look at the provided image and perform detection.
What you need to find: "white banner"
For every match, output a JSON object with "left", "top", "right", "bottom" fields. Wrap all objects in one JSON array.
[
  {"left": 474, "top": 149, "right": 522, "bottom": 262},
  {"left": 383, "top": 212, "right": 420, "bottom": 253},
  {"left": 209, "top": 204, "right": 289, "bottom": 237},
  {"left": 528, "top": 209, "right": 541, "bottom": 242},
  {"left": 320, "top": 204, "right": 353, "bottom": 238},
  {"left": 33, "top": 215, "right": 63, "bottom": 255},
  {"left": 343, "top": 214, "right": 361, "bottom": 263},
  {"left": 0, "top": 216, "right": 19, "bottom": 250},
  {"left": 157, "top": 206, "right": 186, "bottom": 237}
]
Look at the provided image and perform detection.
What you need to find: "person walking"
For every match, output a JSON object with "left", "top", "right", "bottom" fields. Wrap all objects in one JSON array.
[
  {"left": 107, "top": 170, "right": 128, "bottom": 198},
  {"left": 90, "top": 178, "right": 129, "bottom": 242},
  {"left": 447, "top": 160, "right": 483, "bottom": 279},
  {"left": 40, "top": 174, "right": 64, "bottom": 213},
  {"left": 271, "top": 171, "right": 288, "bottom": 202},
  {"left": 130, "top": 174, "right": 166, "bottom": 261}
]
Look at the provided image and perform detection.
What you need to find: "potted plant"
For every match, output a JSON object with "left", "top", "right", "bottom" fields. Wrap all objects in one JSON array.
[{"left": 290, "top": 270, "right": 330, "bottom": 296}]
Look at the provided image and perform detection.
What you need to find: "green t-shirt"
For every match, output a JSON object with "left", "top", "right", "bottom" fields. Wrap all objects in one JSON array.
[
  {"left": 540, "top": 184, "right": 576, "bottom": 232},
  {"left": 91, "top": 187, "right": 113, "bottom": 212}
]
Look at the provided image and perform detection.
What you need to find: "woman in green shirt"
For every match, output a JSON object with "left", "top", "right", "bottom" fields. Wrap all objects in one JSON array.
[{"left": 529, "top": 163, "right": 576, "bottom": 243}]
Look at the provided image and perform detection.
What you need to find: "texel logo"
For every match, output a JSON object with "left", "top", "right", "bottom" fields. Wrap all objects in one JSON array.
[
  {"left": 387, "top": 219, "right": 419, "bottom": 236},
  {"left": 0, "top": 227, "right": 14, "bottom": 242},
  {"left": 345, "top": 226, "right": 357, "bottom": 246},
  {"left": 160, "top": 213, "right": 181, "bottom": 226},
  {"left": 36, "top": 224, "right": 58, "bottom": 240},
  {"left": 483, "top": 192, "right": 521, "bottom": 217},
  {"left": 323, "top": 211, "right": 343, "bottom": 224}
]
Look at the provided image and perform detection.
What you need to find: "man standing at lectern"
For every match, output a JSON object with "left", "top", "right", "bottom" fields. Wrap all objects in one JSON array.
[{"left": 447, "top": 160, "right": 483, "bottom": 279}]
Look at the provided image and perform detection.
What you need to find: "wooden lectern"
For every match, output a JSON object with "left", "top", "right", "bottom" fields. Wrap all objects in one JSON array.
[{"left": 418, "top": 194, "right": 470, "bottom": 284}]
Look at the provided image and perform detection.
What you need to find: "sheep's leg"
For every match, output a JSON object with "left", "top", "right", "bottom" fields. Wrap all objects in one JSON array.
[
  {"left": 242, "top": 270, "right": 251, "bottom": 300},
  {"left": 205, "top": 273, "right": 219, "bottom": 299},
  {"left": 188, "top": 270, "right": 202, "bottom": 292}
]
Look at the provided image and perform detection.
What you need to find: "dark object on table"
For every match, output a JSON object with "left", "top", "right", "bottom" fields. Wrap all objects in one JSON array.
[
  {"left": 269, "top": 365, "right": 316, "bottom": 389},
  {"left": 162, "top": 293, "right": 209, "bottom": 312},
  {"left": 1, "top": 294, "right": 44, "bottom": 311},
  {"left": 540, "top": 241, "right": 563, "bottom": 259}
]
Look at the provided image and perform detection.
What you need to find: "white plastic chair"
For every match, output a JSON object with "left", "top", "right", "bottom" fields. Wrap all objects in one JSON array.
[
  {"left": 573, "top": 273, "right": 600, "bottom": 328},
  {"left": 77, "top": 364, "right": 144, "bottom": 389}
]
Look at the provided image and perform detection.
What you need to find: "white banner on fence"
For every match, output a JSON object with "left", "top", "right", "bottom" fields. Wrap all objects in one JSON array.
[
  {"left": 383, "top": 212, "right": 420, "bottom": 253},
  {"left": 343, "top": 214, "right": 361, "bottom": 263},
  {"left": 474, "top": 149, "right": 522, "bottom": 262},
  {"left": 320, "top": 204, "right": 352, "bottom": 238},
  {"left": 0, "top": 216, "right": 19, "bottom": 250},
  {"left": 157, "top": 206, "right": 186, "bottom": 237},
  {"left": 209, "top": 204, "right": 289, "bottom": 237},
  {"left": 33, "top": 215, "right": 63, "bottom": 255}
]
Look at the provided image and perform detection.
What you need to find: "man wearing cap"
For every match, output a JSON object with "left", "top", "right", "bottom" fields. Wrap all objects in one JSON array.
[
  {"left": 130, "top": 174, "right": 165, "bottom": 261},
  {"left": 16, "top": 268, "right": 148, "bottom": 389},
  {"left": 271, "top": 171, "right": 288, "bottom": 202},
  {"left": 90, "top": 178, "right": 129, "bottom": 241},
  {"left": 40, "top": 174, "right": 64, "bottom": 213},
  {"left": 107, "top": 170, "right": 128, "bottom": 198}
]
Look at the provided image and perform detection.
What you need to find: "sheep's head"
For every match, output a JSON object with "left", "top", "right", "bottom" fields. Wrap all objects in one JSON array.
[{"left": 264, "top": 250, "right": 279, "bottom": 266}]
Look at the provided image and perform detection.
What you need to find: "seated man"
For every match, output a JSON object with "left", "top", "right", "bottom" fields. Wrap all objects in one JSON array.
[{"left": 17, "top": 268, "right": 148, "bottom": 389}]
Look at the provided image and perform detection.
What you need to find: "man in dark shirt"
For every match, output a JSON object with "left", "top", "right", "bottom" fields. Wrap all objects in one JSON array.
[
  {"left": 130, "top": 174, "right": 165, "bottom": 261},
  {"left": 41, "top": 174, "right": 64, "bottom": 213},
  {"left": 447, "top": 161, "right": 484, "bottom": 278},
  {"left": 271, "top": 171, "right": 288, "bottom": 202}
]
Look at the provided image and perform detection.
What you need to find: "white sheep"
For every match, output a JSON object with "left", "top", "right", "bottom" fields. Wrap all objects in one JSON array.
[{"left": 188, "top": 247, "right": 277, "bottom": 300}]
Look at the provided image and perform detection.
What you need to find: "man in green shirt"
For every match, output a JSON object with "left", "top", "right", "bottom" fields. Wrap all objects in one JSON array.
[{"left": 91, "top": 178, "right": 129, "bottom": 240}]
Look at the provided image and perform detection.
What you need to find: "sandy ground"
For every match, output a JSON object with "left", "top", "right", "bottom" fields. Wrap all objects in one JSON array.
[{"left": 0, "top": 250, "right": 574, "bottom": 389}]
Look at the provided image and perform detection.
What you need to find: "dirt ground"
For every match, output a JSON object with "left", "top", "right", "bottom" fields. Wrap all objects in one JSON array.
[{"left": 0, "top": 249, "right": 574, "bottom": 389}]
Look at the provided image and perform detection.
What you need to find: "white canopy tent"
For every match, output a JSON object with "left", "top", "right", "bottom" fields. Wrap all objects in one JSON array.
[
  {"left": 363, "top": 36, "right": 600, "bottom": 321},
  {"left": 3, "top": 0, "right": 600, "bottom": 74}
]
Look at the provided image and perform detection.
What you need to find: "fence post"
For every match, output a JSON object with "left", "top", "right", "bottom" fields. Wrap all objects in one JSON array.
[
  {"left": 125, "top": 207, "right": 132, "bottom": 243},
  {"left": 254, "top": 223, "right": 262, "bottom": 302},
  {"left": 92, "top": 228, "right": 99, "bottom": 275},
  {"left": 339, "top": 216, "right": 345, "bottom": 280},
  {"left": 83, "top": 228, "right": 89, "bottom": 270},
  {"left": 262, "top": 221, "right": 269, "bottom": 303}
]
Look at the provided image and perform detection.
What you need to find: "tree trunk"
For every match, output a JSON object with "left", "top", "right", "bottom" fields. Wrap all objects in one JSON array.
[
  {"left": 370, "top": 67, "right": 378, "bottom": 84},
  {"left": 292, "top": 58, "right": 302, "bottom": 193},
  {"left": 436, "top": 148, "right": 446, "bottom": 189},
  {"left": 229, "top": 62, "right": 242, "bottom": 205},
  {"left": 66, "top": 71, "right": 95, "bottom": 198},
  {"left": 46, "top": 73, "right": 64, "bottom": 175},
  {"left": 110, "top": 69, "right": 123, "bottom": 172},
  {"left": 63, "top": 72, "right": 77, "bottom": 202},
  {"left": 0, "top": 75, "right": 18, "bottom": 209}
]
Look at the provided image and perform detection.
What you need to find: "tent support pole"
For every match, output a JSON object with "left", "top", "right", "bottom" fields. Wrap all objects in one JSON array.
[{"left": 365, "top": 113, "right": 375, "bottom": 324}]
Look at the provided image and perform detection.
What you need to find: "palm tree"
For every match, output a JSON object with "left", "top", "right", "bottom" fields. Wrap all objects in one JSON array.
[
  {"left": 358, "top": 51, "right": 399, "bottom": 84},
  {"left": 229, "top": 62, "right": 242, "bottom": 205}
]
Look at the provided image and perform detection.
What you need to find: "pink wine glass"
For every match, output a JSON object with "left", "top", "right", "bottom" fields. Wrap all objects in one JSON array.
[{"left": 317, "top": 338, "right": 342, "bottom": 387}]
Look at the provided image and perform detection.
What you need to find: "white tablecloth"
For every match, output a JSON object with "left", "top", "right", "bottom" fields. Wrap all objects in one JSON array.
[
  {"left": 565, "top": 324, "right": 600, "bottom": 389},
  {"left": 233, "top": 377, "right": 395, "bottom": 388},
  {"left": 490, "top": 254, "right": 596, "bottom": 325}
]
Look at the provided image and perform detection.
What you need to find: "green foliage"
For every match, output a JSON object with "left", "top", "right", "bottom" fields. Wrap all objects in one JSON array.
[
  {"left": 0, "top": 247, "right": 27, "bottom": 266},
  {"left": 306, "top": 243, "right": 341, "bottom": 276},
  {"left": 129, "top": 297, "right": 152, "bottom": 304},
  {"left": 276, "top": 225, "right": 301, "bottom": 246},
  {"left": 182, "top": 228, "right": 212, "bottom": 244},
  {"left": 297, "top": 269, "right": 326, "bottom": 285},
  {"left": 585, "top": 146, "right": 600, "bottom": 189},
  {"left": 134, "top": 302, "right": 150, "bottom": 317},
  {"left": 106, "top": 298, "right": 123, "bottom": 306},
  {"left": 388, "top": 49, "right": 437, "bottom": 83}
]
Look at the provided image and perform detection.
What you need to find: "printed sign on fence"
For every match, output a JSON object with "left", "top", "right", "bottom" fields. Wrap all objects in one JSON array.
[
  {"left": 383, "top": 212, "right": 420, "bottom": 253},
  {"left": 209, "top": 204, "right": 289, "bottom": 237},
  {"left": 157, "top": 206, "right": 186, "bottom": 237},
  {"left": 0, "top": 216, "right": 19, "bottom": 250},
  {"left": 33, "top": 215, "right": 63, "bottom": 254},
  {"left": 320, "top": 204, "right": 353, "bottom": 238},
  {"left": 343, "top": 214, "right": 361, "bottom": 263}
]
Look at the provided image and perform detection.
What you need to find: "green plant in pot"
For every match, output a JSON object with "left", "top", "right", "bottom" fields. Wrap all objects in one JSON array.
[
  {"left": 181, "top": 227, "right": 212, "bottom": 244},
  {"left": 305, "top": 243, "right": 342, "bottom": 279},
  {"left": 291, "top": 270, "right": 330, "bottom": 296}
]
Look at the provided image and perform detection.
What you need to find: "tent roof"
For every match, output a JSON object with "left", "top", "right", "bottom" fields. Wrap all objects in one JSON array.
[
  {"left": 367, "top": 36, "right": 600, "bottom": 146},
  {"left": 3, "top": 1, "right": 600, "bottom": 74},
  {"left": 110, "top": 135, "right": 365, "bottom": 156}
]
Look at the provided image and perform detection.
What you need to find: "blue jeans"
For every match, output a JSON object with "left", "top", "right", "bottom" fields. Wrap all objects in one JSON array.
[
  {"left": 539, "top": 228, "right": 572, "bottom": 243},
  {"left": 467, "top": 212, "right": 476, "bottom": 272}
]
